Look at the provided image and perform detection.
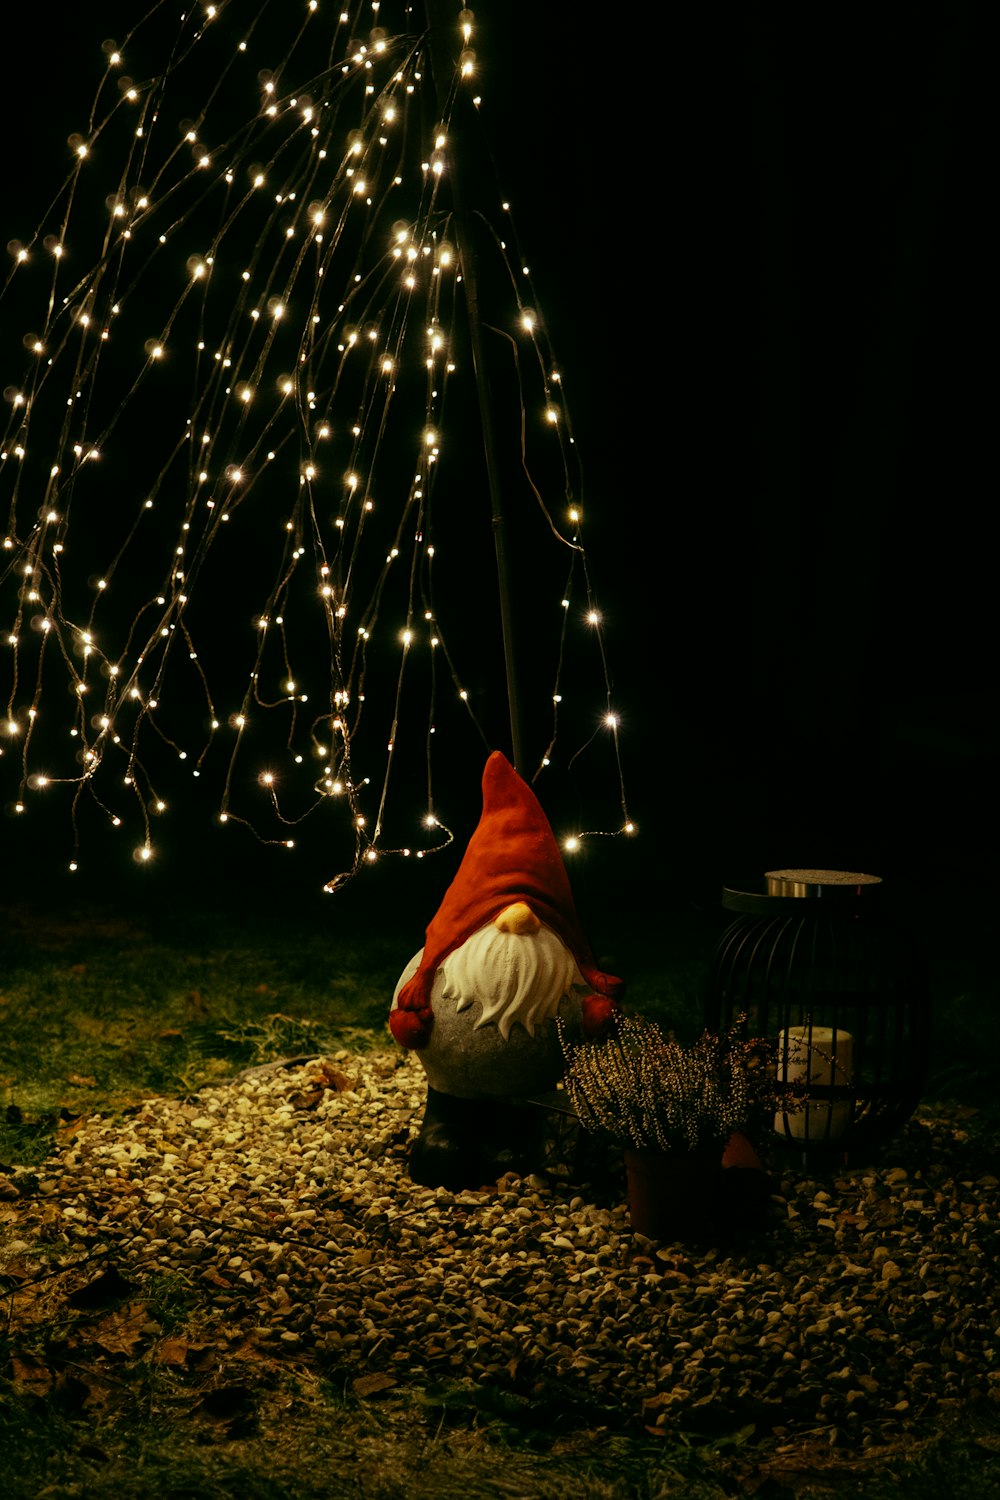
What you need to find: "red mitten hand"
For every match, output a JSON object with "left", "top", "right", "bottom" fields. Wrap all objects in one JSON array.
[
  {"left": 580, "top": 992, "right": 618, "bottom": 1039},
  {"left": 390, "top": 971, "right": 435, "bottom": 1050},
  {"left": 389, "top": 1003, "right": 433, "bottom": 1050}
]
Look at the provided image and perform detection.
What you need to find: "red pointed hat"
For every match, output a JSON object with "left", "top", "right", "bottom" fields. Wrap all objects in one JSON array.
[{"left": 390, "top": 751, "right": 623, "bottom": 1048}]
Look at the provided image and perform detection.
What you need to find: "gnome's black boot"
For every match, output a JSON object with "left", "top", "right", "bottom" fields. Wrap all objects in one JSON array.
[
  {"left": 408, "top": 1088, "right": 487, "bottom": 1190},
  {"left": 479, "top": 1098, "right": 545, "bottom": 1182},
  {"left": 408, "top": 1088, "right": 544, "bottom": 1189}
]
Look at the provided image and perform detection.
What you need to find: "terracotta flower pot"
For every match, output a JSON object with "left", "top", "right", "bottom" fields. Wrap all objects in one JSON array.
[
  {"left": 624, "top": 1133, "right": 770, "bottom": 1244},
  {"left": 623, "top": 1146, "right": 722, "bottom": 1243}
]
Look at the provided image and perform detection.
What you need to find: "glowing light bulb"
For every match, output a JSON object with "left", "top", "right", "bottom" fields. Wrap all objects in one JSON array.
[{"left": 0, "top": 7, "right": 634, "bottom": 892}]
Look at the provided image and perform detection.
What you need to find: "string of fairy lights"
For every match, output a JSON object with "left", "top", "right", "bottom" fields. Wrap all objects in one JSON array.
[{"left": 1, "top": 0, "right": 634, "bottom": 889}]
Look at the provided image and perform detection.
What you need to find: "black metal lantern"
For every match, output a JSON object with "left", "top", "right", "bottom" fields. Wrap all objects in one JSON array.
[{"left": 704, "top": 869, "right": 931, "bottom": 1164}]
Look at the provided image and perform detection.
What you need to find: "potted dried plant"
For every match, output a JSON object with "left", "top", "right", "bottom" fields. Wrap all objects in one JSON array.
[{"left": 558, "top": 1013, "right": 797, "bottom": 1242}]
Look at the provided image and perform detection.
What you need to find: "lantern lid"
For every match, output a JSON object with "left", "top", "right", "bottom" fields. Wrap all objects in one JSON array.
[{"left": 723, "top": 869, "right": 883, "bottom": 914}]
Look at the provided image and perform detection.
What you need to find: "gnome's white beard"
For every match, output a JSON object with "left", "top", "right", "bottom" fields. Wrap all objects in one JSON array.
[{"left": 437, "top": 923, "right": 586, "bottom": 1041}]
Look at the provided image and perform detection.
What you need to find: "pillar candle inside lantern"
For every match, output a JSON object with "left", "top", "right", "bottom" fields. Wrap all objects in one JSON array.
[{"left": 775, "top": 1025, "right": 854, "bottom": 1142}]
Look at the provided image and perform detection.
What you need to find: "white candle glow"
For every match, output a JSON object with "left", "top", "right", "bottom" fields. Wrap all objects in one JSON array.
[{"left": 775, "top": 1025, "right": 854, "bottom": 1143}]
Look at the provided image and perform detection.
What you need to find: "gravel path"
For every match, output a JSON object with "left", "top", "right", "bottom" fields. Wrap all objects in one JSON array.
[{"left": 3, "top": 1049, "right": 998, "bottom": 1450}]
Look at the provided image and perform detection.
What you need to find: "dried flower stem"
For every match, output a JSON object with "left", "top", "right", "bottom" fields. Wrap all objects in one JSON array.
[{"left": 558, "top": 1013, "right": 799, "bottom": 1153}]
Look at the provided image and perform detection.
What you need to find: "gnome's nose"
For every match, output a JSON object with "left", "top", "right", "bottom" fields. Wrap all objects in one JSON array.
[{"left": 494, "top": 901, "right": 541, "bottom": 935}]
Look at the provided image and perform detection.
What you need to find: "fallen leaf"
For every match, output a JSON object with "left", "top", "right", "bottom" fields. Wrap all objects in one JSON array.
[
  {"left": 290, "top": 1088, "right": 325, "bottom": 1110},
  {"left": 183, "top": 1344, "right": 221, "bottom": 1372},
  {"left": 197, "top": 1383, "right": 256, "bottom": 1419},
  {"left": 352, "top": 1372, "right": 397, "bottom": 1399},
  {"left": 224, "top": 1337, "right": 265, "bottom": 1363},
  {"left": 193, "top": 1381, "right": 263, "bottom": 1435},
  {"left": 90, "top": 1301, "right": 152, "bottom": 1357},
  {"left": 0, "top": 1256, "right": 34, "bottom": 1284},
  {"left": 71, "top": 1370, "right": 123, "bottom": 1413},
  {"left": 201, "top": 1266, "right": 233, "bottom": 1289},
  {"left": 10, "top": 1352, "right": 53, "bottom": 1394},
  {"left": 68, "top": 1267, "right": 137, "bottom": 1308},
  {"left": 151, "top": 1335, "right": 190, "bottom": 1366},
  {"left": 105, "top": 1179, "right": 137, "bottom": 1200},
  {"left": 642, "top": 1394, "right": 668, "bottom": 1423},
  {"left": 315, "top": 1061, "right": 355, "bottom": 1092},
  {"left": 51, "top": 1370, "right": 93, "bottom": 1410}
]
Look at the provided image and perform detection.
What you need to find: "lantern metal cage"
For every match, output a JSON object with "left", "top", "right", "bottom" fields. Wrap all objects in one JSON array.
[{"left": 703, "top": 869, "right": 932, "bottom": 1164}]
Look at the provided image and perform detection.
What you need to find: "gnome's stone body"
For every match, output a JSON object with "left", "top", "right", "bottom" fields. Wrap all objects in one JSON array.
[{"left": 389, "top": 752, "right": 621, "bottom": 1188}]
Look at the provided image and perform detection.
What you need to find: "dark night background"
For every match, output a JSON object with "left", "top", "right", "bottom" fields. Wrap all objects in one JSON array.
[{"left": 2, "top": 2, "right": 994, "bottom": 943}]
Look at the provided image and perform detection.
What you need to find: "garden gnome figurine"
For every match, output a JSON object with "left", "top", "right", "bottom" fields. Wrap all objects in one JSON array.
[{"left": 389, "top": 751, "right": 622, "bottom": 1188}]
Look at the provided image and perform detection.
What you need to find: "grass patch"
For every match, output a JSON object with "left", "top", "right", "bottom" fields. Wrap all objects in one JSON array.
[
  {"left": 0, "top": 1374, "right": 737, "bottom": 1500},
  {"left": 0, "top": 894, "right": 402, "bottom": 1132},
  {"left": 2, "top": 1360, "right": 999, "bottom": 1499}
]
